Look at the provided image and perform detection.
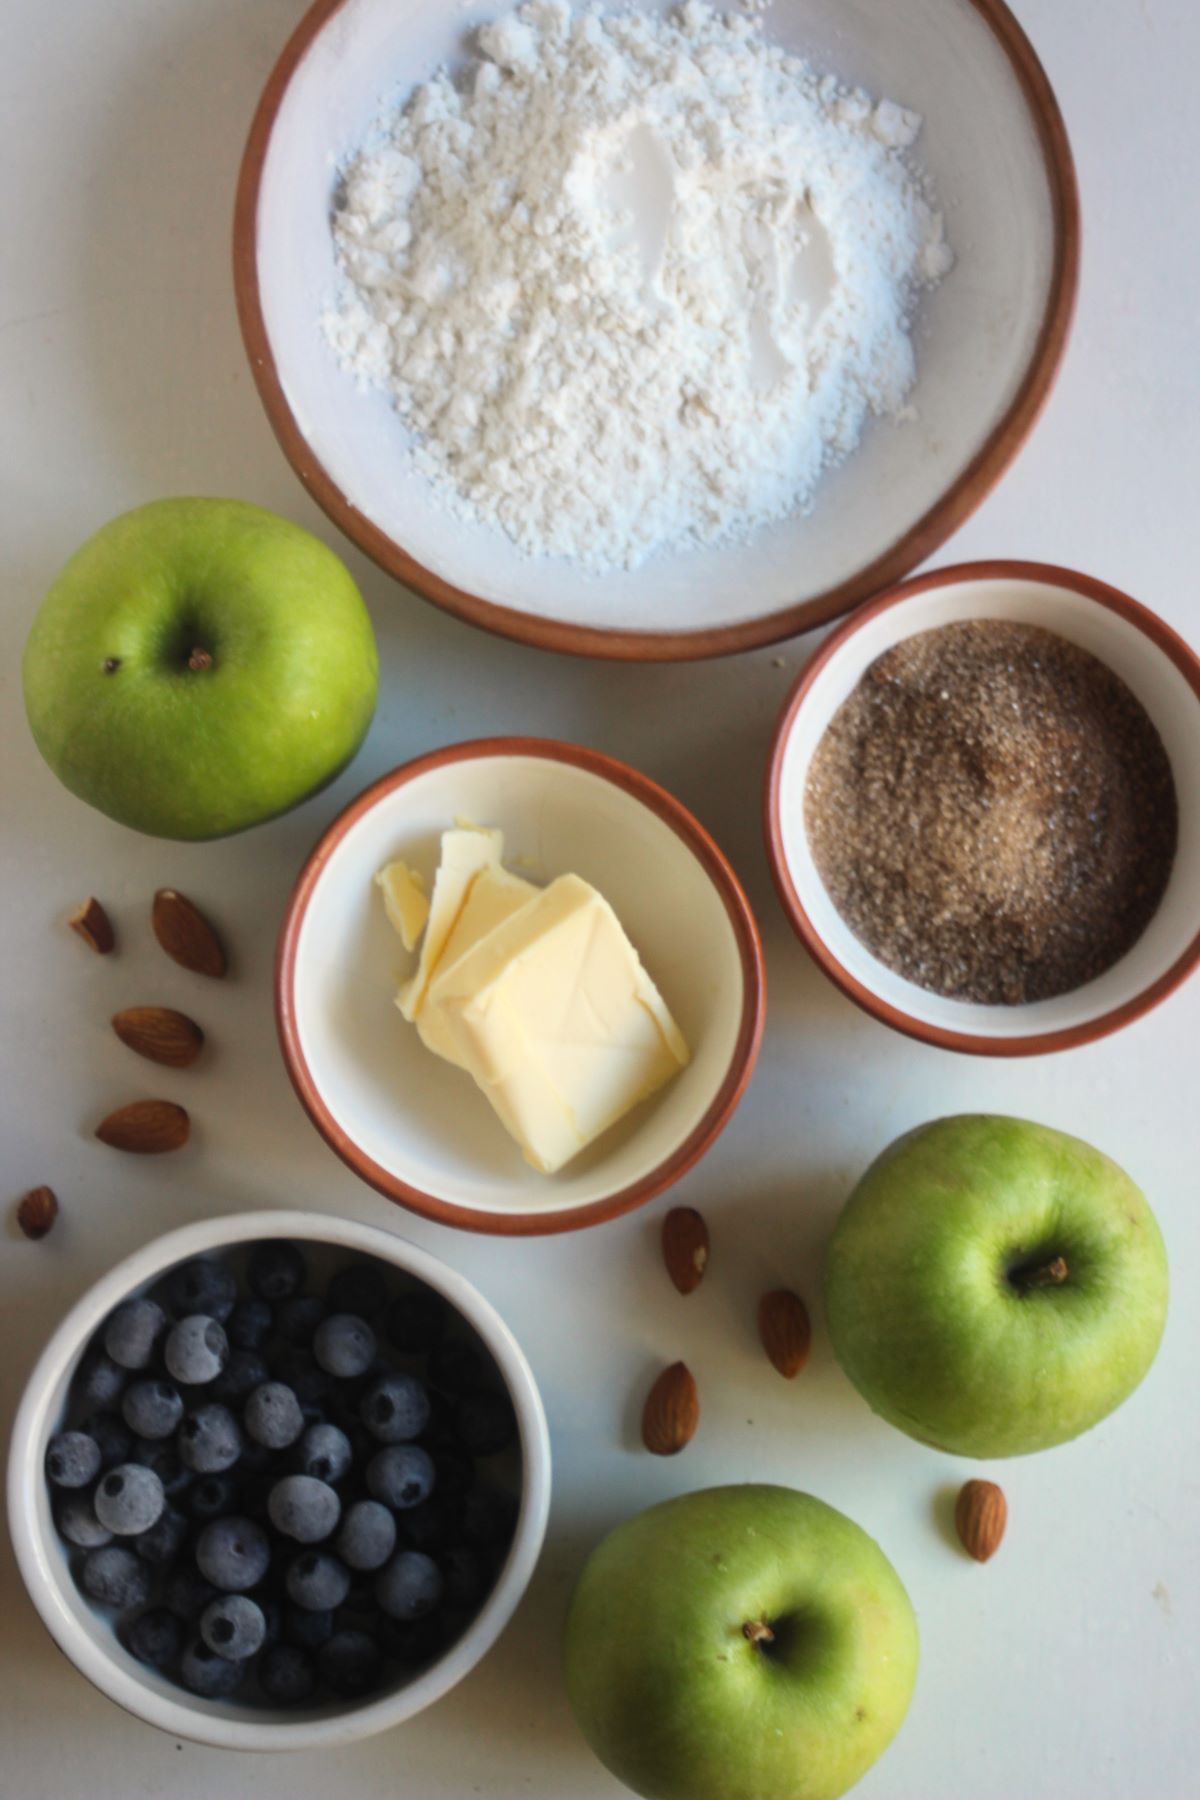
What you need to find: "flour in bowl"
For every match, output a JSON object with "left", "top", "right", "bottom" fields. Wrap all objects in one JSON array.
[{"left": 323, "top": 0, "right": 953, "bottom": 572}]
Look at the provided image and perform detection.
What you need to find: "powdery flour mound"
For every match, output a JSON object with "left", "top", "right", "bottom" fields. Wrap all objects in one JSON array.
[{"left": 323, "top": 1, "right": 953, "bottom": 573}]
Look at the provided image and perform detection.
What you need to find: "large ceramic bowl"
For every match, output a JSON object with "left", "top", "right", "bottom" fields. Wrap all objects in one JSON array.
[
  {"left": 234, "top": 0, "right": 1078, "bottom": 659},
  {"left": 276, "top": 739, "right": 765, "bottom": 1231},
  {"left": 765, "top": 563, "right": 1200, "bottom": 1055},
  {"left": 7, "top": 1210, "right": 551, "bottom": 1752}
]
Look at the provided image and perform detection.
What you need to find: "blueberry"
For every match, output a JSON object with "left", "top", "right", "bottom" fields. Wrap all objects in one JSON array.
[
  {"left": 312, "top": 1314, "right": 376, "bottom": 1380},
  {"left": 104, "top": 1298, "right": 167, "bottom": 1370},
  {"left": 247, "top": 1241, "right": 307, "bottom": 1302},
  {"left": 240, "top": 1471, "right": 278, "bottom": 1524},
  {"left": 46, "top": 1430, "right": 102, "bottom": 1490},
  {"left": 384, "top": 1290, "right": 447, "bottom": 1354},
  {"left": 166, "top": 1257, "right": 237, "bottom": 1322},
  {"left": 259, "top": 1643, "right": 317, "bottom": 1705},
  {"left": 440, "top": 1545, "right": 488, "bottom": 1607},
  {"left": 122, "top": 1607, "right": 183, "bottom": 1672},
  {"left": 81, "top": 1545, "right": 152, "bottom": 1610},
  {"left": 268, "top": 1475, "right": 341, "bottom": 1544},
  {"left": 200, "top": 1593, "right": 267, "bottom": 1661},
  {"left": 336, "top": 1500, "right": 396, "bottom": 1572},
  {"left": 179, "top": 1404, "right": 242, "bottom": 1474},
  {"left": 244, "top": 1382, "right": 305, "bottom": 1449},
  {"left": 433, "top": 1449, "right": 475, "bottom": 1502},
  {"left": 295, "top": 1422, "right": 352, "bottom": 1484},
  {"left": 377, "top": 1613, "right": 444, "bottom": 1665},
  {"left": 134, "top": 1505, "right": 189, "bottom": 1567},
  {"left": 56, "top": 1493, "right": 113, "bottom": 1549},
  {"left": 210, "top": 1349, "right": 270, "bottom": 1405},
  {"left": 399, "top": 1498, "right": 460, "bottom": 1555},
  {"left": 319, "top": 1628, "right": 383, "bottom": 1698},
  {"left": 164, "top": 1315, "right": 229, "bottom": 1385},
  {"left": 275, "top": 1294, "right": 325, "bottom": 1347},
  {"left": 360, "top": 1373, "right": 430, "bottom": 1444},
  {"left": 180, "top": 1637, "right": 245, "bottom": 1697},
  {"left": 75, "top": 1353, "right": 127, "bottom": 1410},
  {"left": 285, "top": 1551, "right": 351, "bottom": 1612},
  {"left": 283, "top": 1604, "right": 334, "bottom": 1650},
  {"left": 122, "top": 1379, "right": 183, "bottom": 1440},
  {"left": 375, "top": 1550, "right": 443, "bottom": 1622},
  {"left": 164, "top": 1565, "right": 218, "bottom": 1622},
  {"left": 454, "top": 1390, "right": 517, "bottom": 1457},
  {"left": 462, "top": 1485, "right": 518, "bottom": 1550},
  {"left": 366, "top": 1445, "right": 436, "bottom": 1511},
  {"left": 267, "top": 1347, "right": 333, "bottom": 1414},
  {"left": 427, "top": 1342, "right": 484, "bottom": 1392},
  {"left": 82, "top": 1411, "right": 135, "bottom": 1469},
  {"left": 94, "top": 1463, "right": 165, "bottom": 1535},
  {"left": 226, "top": 1297, "right": 273, "bottom": 1352},
  {"left": 195, "top": 1516, "right": 271, "bottom": 1591},
  {"left": 327, "top": 1262, "right": 389, "bottom": 1320},
  {"left": 132, "top": 1440, "right": 192, "bottom": 1499},
  {"left": 187, "top": 1473, "right": 240, "bottom": 1522}
]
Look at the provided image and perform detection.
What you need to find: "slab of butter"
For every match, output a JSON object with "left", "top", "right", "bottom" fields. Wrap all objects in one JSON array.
[
  {"left": 374, "top": 861, "right": 429, "bottom": 952},
  {"left": 376, "top": 836, "right": 689, "bottom": 1176},
  {"left": 427, "top": 873, "right": 690, "bottom": 1175}
]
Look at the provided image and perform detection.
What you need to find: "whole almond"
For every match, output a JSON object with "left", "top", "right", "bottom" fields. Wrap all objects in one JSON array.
[
  {"left": 758, "top": 1289, "right": 811, "bottom": 1379},
  {"left": 955, "top": 1479, "right": 1007, "bottom": 1563},
  {"left": 641, "top": 1362, "right": 699, "bottom": 1456},
  {"left": 152, "top": 889, "right": 227, "bottom": 978},
  {"left": 17, "top": 1185, "right": 59, "bottom": 1240},
  {"left": 95, "top": 1100, "right": 190, "bottom": 1155},
  {"left": 662, "top": 1207, "right": 709, "bottom": 1295},
  {"left": 69, "top": 897, "right": 115, "bottom": 955},
  {"left": 112, "top": 1006, "right": 204, "bottom": 1068}
]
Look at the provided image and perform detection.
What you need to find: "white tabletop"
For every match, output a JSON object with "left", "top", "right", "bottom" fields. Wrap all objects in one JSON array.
[{"left": 2, "top": 2, "right": 1197, "bottom": 1796}]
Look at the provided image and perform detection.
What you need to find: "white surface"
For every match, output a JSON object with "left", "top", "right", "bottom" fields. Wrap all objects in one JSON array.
[
  {"left": 290, "top": 751, "right": 746, "bottom": 1215},
  {"left": 8, "top": 1211, "right": 550, "bottom": 1751},
  {"left": 0, "top": 2, "right": 1197, "bottom": 1798},
  {"left": 257, "top": 0, "right": 1055, "bottom": 629},
  {"left": 774, "top": 571, "right": 1200, "bottom": 1042}
]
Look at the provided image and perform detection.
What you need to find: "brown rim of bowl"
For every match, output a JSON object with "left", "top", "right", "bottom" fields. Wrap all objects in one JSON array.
[
  {"left": 764, "top": 560, "right": 1200, "bottom": 1057},
  {"left": 276, "top": 737, "right": 766, "bottom": 1234},
  {"left": 232, "top": 0, "right": 1081, "bottom": 664}
]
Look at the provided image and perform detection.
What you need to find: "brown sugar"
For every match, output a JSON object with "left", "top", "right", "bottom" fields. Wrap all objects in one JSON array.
[{"left": 803, "top": 621, "right": 1178, "bottom": 1005}]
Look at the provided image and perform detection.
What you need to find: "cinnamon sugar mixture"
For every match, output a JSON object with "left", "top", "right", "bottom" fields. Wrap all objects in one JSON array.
[{"left": 804, "top": 621, "right": 1178, "bottom": 1004}]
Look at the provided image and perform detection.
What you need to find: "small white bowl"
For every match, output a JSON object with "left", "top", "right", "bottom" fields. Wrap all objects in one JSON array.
[
  {"left": 277, "top": 739, "right": 764, "bottom": 1232},
  {"left": 234, "top": 0, "right": 1077, "bottom": 658},
  {"left": 7, "top": 1210, "right": 551, "bottom": 1753},
  {"left": 766, "top": 562, "right": 1200, "bottom": 1055}
]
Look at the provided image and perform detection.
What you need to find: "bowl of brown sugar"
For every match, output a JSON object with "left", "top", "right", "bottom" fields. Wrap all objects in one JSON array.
[{"left": 765, "top": 562, "right": 1200, "bottom": 1055}]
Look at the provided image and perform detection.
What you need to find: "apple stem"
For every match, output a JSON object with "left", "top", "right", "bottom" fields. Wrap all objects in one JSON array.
[
  {"left": 1012, "top": 1254, "right": 1069, "bottom": 1292},
  {"left": 187, "top": 647, "right": 214, "bottom": 672},
  {"left": 742, "top": 1619, "right": 775, "bottom": 1649}
]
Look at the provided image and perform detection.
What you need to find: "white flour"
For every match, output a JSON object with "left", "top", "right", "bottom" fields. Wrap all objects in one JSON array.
[{"left": 323, "top": 0, "right": 953, "bottom": 572}]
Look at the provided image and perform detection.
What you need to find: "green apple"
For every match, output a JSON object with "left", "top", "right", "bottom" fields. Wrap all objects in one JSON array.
[
  {"left": 565, "top": 1485, "right": 918, "bottom": 1800},
  {"left": 825, "top": 1115, "right": 1168, "bottom": 1458},
  {"left": 22, "top": 498, "right": 379, "bottom": 839}
]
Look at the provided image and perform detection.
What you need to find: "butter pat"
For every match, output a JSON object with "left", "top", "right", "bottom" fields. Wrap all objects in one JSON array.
[
  {"left": 417, "top": 863, "right": 538, "bottom": 1067},
  {"left": 374, "top": 861, "right": 430, "bottom": 952},
  {"left": 396, "top": 825, "right": 503, "bottom": 1022},
  {"left": 428, "top": 874, "right": 690, "bottom": 1174}
]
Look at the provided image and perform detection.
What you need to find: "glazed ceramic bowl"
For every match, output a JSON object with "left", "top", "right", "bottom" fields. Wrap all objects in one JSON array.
[
  {"left": 234, "top": 0, "right": 1077, "bottom": 659},
  {"left": 766, "top": 563, "right": 1200, "bottom": 1055},
  {"left": 277, "top": 739, "right": 765, "bottom": 1231},
  {"left": 7, "top": 1210, "right": 551, "bottom": 1752}
]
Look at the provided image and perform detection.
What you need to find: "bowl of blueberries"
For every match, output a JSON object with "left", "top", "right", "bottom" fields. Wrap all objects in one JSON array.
[{"left": 6, "top": 1210, "right": 550, "bottom": 1749}]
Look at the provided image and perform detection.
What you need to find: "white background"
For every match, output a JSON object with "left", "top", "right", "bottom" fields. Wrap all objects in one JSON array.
[{"left": 2, "top": 1, "right": 1197, "bottom": 1796}]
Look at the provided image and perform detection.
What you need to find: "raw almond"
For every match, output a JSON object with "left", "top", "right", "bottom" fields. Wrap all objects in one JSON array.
[
  {"left": 112, "top": 1006, "right": 204, "bottom": 1068},
  {"left": 955, "top": 1479, "right": 1007, "bottom": 1563},
  {"left": 152, "top": 889, "right": 227, "bottom": 978},
  {"left": 662, "top": 1207, "right": 709, "bottom": 1295},
  {"left": 95, "top": 1100, "right": 190, "bottom": 1155},
  {"left": 758, "top": 1289, "right": 811, "bottom": 1379},
  {"left": 17, "top": 1185, "right": 59, "bottom": 1240},
  {"left": 641, "top": 1361, "right": 699, "bottom": 1456},
  {"left": 68, "top": 897, "right": 115, "bottom": 955}
]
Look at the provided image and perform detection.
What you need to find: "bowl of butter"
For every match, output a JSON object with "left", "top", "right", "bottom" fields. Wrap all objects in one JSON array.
[{"left": 276, "top": 738, "right": 765, "bottom": 1233}]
